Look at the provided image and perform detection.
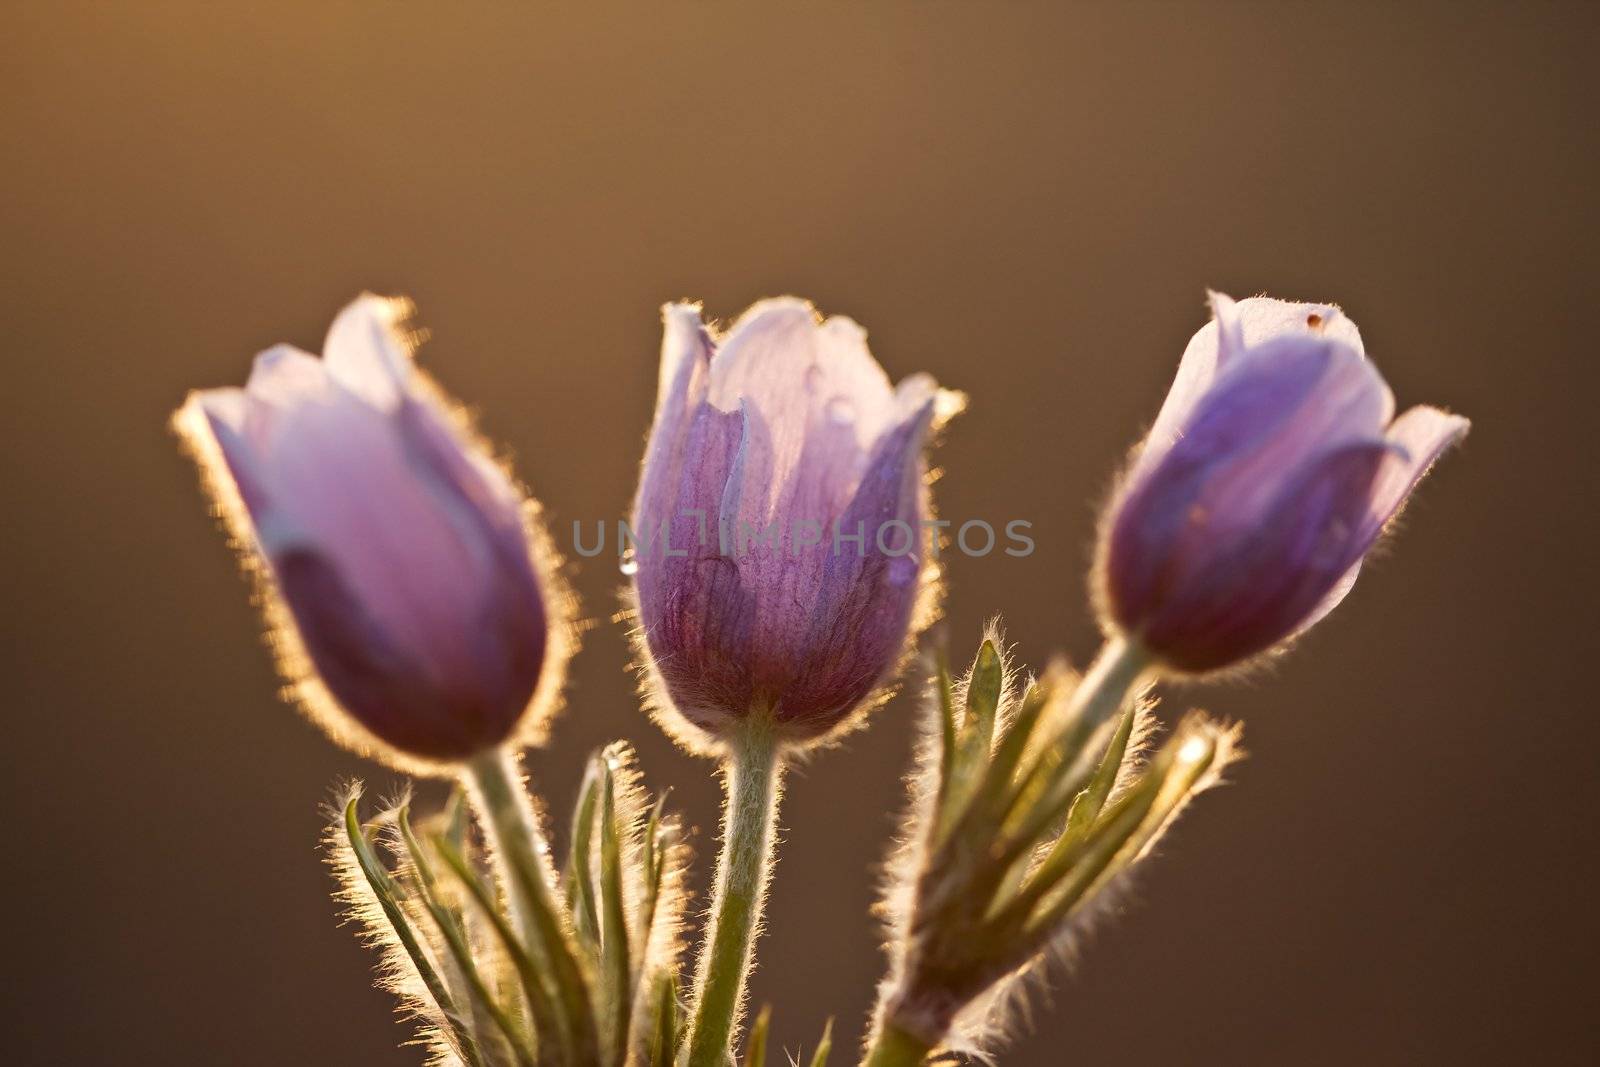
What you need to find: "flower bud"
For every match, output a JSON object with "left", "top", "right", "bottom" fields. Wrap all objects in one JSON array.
[
  {"left": 1097, "top": 292, "right": 1468, "bottom": 673},
  {"left": 174, "top": 295, "right": 566, "bottom": 767},
  {"left": 630, "top": 299, "right": 960, "bottom": 748}
]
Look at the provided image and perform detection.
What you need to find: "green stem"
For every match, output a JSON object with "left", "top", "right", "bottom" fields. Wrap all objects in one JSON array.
[
  {"left": 991, "top": 635, "right": 1152, "bottom": 850},
  {"left": 467, "top": 748, "right": 601, "bottom": 1067},
  {"left": 681, "top": 715, "right": 783, "bottom": 1066},
  {"left": 1069, "top": 634, "right": 1150, "bottom": 734},
  {"left": 859, "top": 1022, "right": 932, "bottom": 1067}
]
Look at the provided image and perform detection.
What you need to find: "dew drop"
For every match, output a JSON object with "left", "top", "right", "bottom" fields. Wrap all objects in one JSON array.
[{"left": 619, "top": 550, "right": 639, "bottom": 576}]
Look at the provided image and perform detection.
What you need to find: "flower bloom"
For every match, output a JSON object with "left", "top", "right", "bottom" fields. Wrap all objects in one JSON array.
[
  {"left": 174, "top": 295, "right": 564, "bottom": 766},
  {"left": 1098, "top": 292, "right": 1469, "bottom": 673},
  {"left": 631, "top": 299, "right": 959, "bottom": 747}
]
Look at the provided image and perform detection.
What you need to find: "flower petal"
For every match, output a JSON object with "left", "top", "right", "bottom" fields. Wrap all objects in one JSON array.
[
  {"left": 322, "top": 294, "right": 415, "bottom": 410},
  {"left": 183, "top": 388, "right": 274, "bottom": 512},
  {"left": 1290, "top": 406, "right": 1470, "bottom": 634},
  {"left": 634, "top": 304, "right": 715, "bottom": 556},
  {"left": 1360, "top": 405, "right": 1471, "bottom": 545},
  {"left": 246, "top": 344, "right": 331, "bottom": 407},
  {"left": 177, "top": 296, "right": 556, "bottom": 765},
  {"left": 275, "top": 547, "right": 521, "bottom": 759},
  {"left": 1141, "top": 293, "right": 1362, "bottom": 472},
  {"left": 1109, "top": 335, "right": 1366, "bottom": 621},
  {"left": 632, "top": 397, "right": 754, "bottom": 733},
  {"left": 631, "top": 298, "right": 946, "bottom": 744},
  {"left": 1191, "top": 335, "right": 1393, "bottom": 535},
  {"left": 655, "top": 302, "right": 714, "bottom": 420},
  {"left": 263, "top": 392, "right": 489, "bottom": 680},
  {"left": 776, "top": 396, "right": 936, "bottom": 732},
  {"left": 1145, "top": 440, "right": 1394, "bottom": 671},
  {"left": 707, "top": 299, "right": 895, "bottom": 523}
]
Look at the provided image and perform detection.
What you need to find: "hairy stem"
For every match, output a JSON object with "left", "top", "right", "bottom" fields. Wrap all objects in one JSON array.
[
  {"left": 681, "top": 714, "right": 783, "bottom": 1066},
  {"left": 1068, "top": 635, "right": 1150, "bottom": 735}
]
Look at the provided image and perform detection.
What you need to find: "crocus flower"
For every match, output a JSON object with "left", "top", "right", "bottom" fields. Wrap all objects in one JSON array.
[
  {"left": 1098, "top": 292, "right": 1469, "bottom": 673},
  {"left": 631, "top": 299, "right": 959, "bottom": 748},
  {"left": 174, "top": 295, "right": 565, "bottom": 767}
]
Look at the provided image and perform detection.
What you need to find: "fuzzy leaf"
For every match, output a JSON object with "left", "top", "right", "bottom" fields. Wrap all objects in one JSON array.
[
  {"left": 395, "top": 807, "right": 502, "bottom": 1053},
  {"left": 645, "top": 972, "right": 678, "bottom": 1067},
  {"left": 933, "top": 648, "right": 959, "bottom": 822},
  {"left": 807, "top": 1018, "right": 834, "bottom": 1067},
  {"left": 407, "top": 839, "right": 539, "bottom": 1067},
  {"left": 936, "top": 641, "right": 1006, "bottom": 846},
  {"left": 1064, "top": 701, "right": 1138, "bottom": 842},
  {"left": 964, "top": 640, "right": 1004, "bottom": 749},
  {"left": 743, "top": 1005, "right": 771, "bottom": 1067},
  {"left": 442, "top": 787, "right": 469, "bottom": 858},
  {"left": 637, "top": 792, "right": 669, "bottom": 952},
  {"left": 342, "top": 797, "right": 488, "bottom": 1067},
  {"left": 484, "top": 786, "right": 602, "bottom": 1066},
  {"left": 566, "top": 758, "right": 603, "bottom": 949},
  {"left": 598, "top": 756, "right": 633, "bottom": 1061},
  {"left": 435, "top": 834, "right": 570, "bottom": 1065},
  {"left": 1023, "top": 721, "right": 1228, "bottom": 938}
]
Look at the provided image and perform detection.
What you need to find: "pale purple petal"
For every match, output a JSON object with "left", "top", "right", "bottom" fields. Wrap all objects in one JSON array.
[
  {"left": 188, "top": 388, "right": 275, "bottom": 515},
  {"left": 398, "top": 396, "right": 527, "bottom": 541},
  {"left": 246, "top": 344, "right": 331, "bottom": 407},
  {"left": 633, "top": 398, "right": 753, "bottom": 733},
  {"left": 1142, "top": 440, "right": 1394, "bottom": 672},
  {"left": 1189, "top": 336, "right": 1392, "bottom": 536},
  {"left": 631, "top": 298, "right": 946, "bottom": 743},
  {"left": 634, "top": 305, "right": 716, "bottom": 557},
  {"left": 1289, "top": 562, "right": 1363, "bottom": 640},
  {"left": 1141, "top": 293, "right": 1361, "bottom": 473},
  {"left": 177, "top": 296, "right": 552, "bottom": 763},
  {"left": 1359, "top": 405, "right": 1471, "bottom": 545},
  {"left": 1288, "top": 406, "right": 1469, "bottom": 634},
  {"left": 709, "top": 299, "right": 894, "bottom": 526},
  {"left": 322, "top": 294, "right": 414, "bottom": 410},
  {"left": 777, "top": 397, "right": 935, "bottom": 732},
  {"left": 195, "top": 387, "right": 249, "bottom": 434},
  {"left": 1108, "top": 336, "right": 1347, "bottom": 621},
  {"left": 1211, "top": 291, "right": 1247, "bottom": 364},
  {"left": 655, "top": 302, "right": 714, "bottom": 422},
  {"left": 1103, "top": 294, "right": 1466, "bottom": 673}
]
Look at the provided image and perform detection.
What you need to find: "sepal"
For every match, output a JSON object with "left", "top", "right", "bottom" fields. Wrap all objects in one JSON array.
[
  {"left": 326, "top": 743, "right": 691, "bottom": 1067},
  {"left": 871, "top": 632, "right": 1239, "bottom": 1057}
]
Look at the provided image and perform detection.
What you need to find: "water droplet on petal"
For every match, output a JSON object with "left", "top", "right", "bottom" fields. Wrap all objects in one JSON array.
[
  {"left": 620, "top": 549, "right": 639, "bottom": 576},
  {"left": 825, "top": 396, "right": 856, "bottom": 426}
]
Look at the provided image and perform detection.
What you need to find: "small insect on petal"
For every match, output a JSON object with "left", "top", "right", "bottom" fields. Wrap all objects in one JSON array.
[{"left": 1097, "top": 292, "right": 1468, "bottom": 674}]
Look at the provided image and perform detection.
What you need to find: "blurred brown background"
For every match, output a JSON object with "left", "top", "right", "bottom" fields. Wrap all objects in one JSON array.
[{"left": 3, "top": 3, "right": 1594, "bottom": 1064}]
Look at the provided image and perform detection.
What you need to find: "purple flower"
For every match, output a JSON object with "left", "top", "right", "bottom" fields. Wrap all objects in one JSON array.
[
  {"left": 1098, "top": 292, "right": 1469, "bottom": 673},
  {"left": 631, "top": 299, "right": 959, "bottom": 747},
  {"left": 174, "top": 295, "right": 565, "bottom": 766}
]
